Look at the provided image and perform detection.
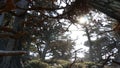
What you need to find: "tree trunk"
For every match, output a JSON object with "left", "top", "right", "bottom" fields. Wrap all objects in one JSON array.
[
  {"left": 0, "top": 0, "right": 28, "bottom": 68},
  {"left": 85, "top": 26, "right": 93, "bottom": 61},
  {"left": 0, "top": 14, "right": 4, "bottom": 25},
  {"left": 41, "top": 41, "right": 50, "bottom": 61}
]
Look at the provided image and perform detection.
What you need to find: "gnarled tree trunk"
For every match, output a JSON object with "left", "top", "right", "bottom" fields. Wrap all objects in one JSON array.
[{"left": 0, "top": 0, "right": 28, "bottom": 68}]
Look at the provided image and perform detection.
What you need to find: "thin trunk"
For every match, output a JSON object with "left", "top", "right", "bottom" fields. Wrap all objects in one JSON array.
[
  {"left": 41, "top": 41, "right": 49, "bottom": 61},
  {"left": 85, "top": 26, "right": 93, "bottom": 62}
]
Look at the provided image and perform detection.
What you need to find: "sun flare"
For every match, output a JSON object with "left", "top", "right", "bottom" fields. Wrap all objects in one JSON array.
[{"left": 77, "top": 16, "right": 88, "bottom": 24}]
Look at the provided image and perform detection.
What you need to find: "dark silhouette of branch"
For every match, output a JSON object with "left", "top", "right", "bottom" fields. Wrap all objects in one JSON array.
[
  {"left": 9, "top": 11, "right": 27, "bottom": 17},
  {"left": 98, "top": 30, "right": 113, "bottom": 35},
  {"left": 102, "top": 55, "right": 111, "bottom": 67},
  {"left": 0, "top": 26, "right": 16, "bottom": 33},
  {"left": 112, "top": 60, "right": 120, "bottom": 65},
  {"left": 16, "top": 6, "right": 66, "bottom": 11},
  {"left": 99, "top": 53, "right": 114, "bottom": 67},
  {"left": 0, "top": 31, "right": 28, "bottom": 39},
  {"left": 69, "top": 48, "right": 82, "bottom": 68},
  {"left": 69, "top": 61, "right": 76, "bottom": 68},
  {"left": 0, "top": 51, "right": 27, "bottom": 56}
]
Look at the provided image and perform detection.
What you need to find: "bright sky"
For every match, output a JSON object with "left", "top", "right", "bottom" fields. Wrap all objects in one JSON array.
[
  {"left": 67, "top": 23, "right": 89, "bottom": 58},
  {"left": 56, "top": 1, "right": 90, "bottom": 58}
]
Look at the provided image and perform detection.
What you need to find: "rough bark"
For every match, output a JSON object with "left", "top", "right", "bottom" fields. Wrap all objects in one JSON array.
[
  {"left": 0, "top": 0, "right": 28, "bottom": 68},
  {"left": 0, "top": 14, "right": 4, "bottom": 25}
]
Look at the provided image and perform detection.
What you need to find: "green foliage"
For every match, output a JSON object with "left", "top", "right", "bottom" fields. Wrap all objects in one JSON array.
[
  {"left": 56, "top": 60, "right": 70, "bottom": 64},
  {"left": 49, "top": 39, "right": 75, "bottom": 60},
  {"left": 25, "top": 60, "right": 51, "bottom": 68},
  {"left": 45, "top": 59, "right": 70, "bottom": 68},
  {"left": 55, "top": 60, "right": 87, "bottom": 68},
  {"left": 84, "top": 62, "right": 95, "bottom": 68},
  {"left": 85, "top": 62, "right": 95, "bottom": 65},
  {"left": 71, "top": 63, "right": 83, "bottom": 68},
  {"left": 56, "top": 60, "right": 70, "bottom": 68},
  {"left": 24, "top": 59, "right": 99, "bottom": 68}
]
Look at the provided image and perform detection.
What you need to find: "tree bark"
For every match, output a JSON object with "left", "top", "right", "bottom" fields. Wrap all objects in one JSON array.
[
  {"left": 0, "top": 0, "right": 28, "bottom": 68},
  {"left": 0, "top": 51, "right": 26, "bottom": 56}
]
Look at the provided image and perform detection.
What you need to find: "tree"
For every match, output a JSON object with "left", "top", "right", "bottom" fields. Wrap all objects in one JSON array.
[
  {"left": 29, "top": 19, "right": 67, "bottom": 61},
  {"left": 0, "top": 0, "right": 120, "bottom": 68},
  {"left": 49, "top": 38, "right": 75, "bottom": 60},
  {"left": 83, "top": 10, "right": 119, "bottom": 66},
  {"left": 0, "top": 0, "right": 28, "bottom": 68}
]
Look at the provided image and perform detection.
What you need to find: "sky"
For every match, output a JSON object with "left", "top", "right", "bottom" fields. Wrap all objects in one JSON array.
[
  {"left": 52, "top": 1, "right": 93, "bottom": 59},
  {"left": 67, "top": 23, "right": 89, "bottom": 58},
  {"left": 56, "top": 1, "right": 90, "bottom": 58}
]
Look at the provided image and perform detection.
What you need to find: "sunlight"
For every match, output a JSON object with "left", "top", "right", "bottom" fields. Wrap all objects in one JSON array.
[
  {"left": 68, "top": 24, "right": 89, "bottom": 58},
  {"left": 77, "top": 16, "right": 89, "bottom": 25}
]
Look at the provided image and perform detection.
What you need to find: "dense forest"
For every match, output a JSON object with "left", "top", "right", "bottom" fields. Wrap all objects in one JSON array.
[{"left": 0, "top": 0, "right": 120, "bottom": 68}]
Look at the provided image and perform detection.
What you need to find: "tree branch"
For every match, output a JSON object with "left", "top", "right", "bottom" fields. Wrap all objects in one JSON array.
[
  {"left": 0, "top": 50, "right": 27, "bottom": 56},
  {"left": 16, "top": 6, "right": 66, "bottom": 11},
  {"left": 113, "top": 60, "right": 120, "bottom": 65}
]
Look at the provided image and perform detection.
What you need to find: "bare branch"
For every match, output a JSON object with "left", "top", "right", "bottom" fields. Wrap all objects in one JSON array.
[
  {"left": 16, "top": 6, "right": 66, "bottom": 11},
  {"left": 0, "top": 50, "right": 27, "bottom": 56}
]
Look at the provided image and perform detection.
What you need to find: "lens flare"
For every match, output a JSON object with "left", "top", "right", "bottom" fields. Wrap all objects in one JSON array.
[{"left": 77, "top": 16, "right": 88, "bottom": 24}]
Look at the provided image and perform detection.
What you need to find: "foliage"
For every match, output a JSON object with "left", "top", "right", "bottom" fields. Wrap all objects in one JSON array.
[
  {"left": 49, "top": 38, "right": 75, "bottom": 60},
  {"left": 0, "top": 0, "right": 120, "bottom": 68},
  {"left": 24, "top": 59, "right": 51, "bottom": 68},
  {"left": 56, "top": 60, "right": 70, "bottom": 64},
  {"left": 83, "top": 10, "right": 118, "bottom": 62},
  {"left": 71, "top": 63, "right": 83, "bottom": 68},
  {"left": 85, "top": 62, "right": 95, "bottom": 65},
  {"left": 45, "top": 59, "right": 69, "bottom": 64},
  {"left": 84, "top": 62, "right": 96, "bottom": 68}
]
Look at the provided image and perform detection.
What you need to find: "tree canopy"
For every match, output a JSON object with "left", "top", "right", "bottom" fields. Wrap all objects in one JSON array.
[{"left": 0, "top": 0, "right": 120, "bottom": 68}]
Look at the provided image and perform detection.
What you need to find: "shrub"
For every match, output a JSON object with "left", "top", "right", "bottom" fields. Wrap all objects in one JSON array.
[
  {"left": 84, "top": 62, "right": 95, "bottom": 68},
  {"left": 45, "top": 59, "right": 70, "bottom": 68},
  {"left": 24, "top": 59, "right": 51, "bottom": 68}
]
